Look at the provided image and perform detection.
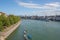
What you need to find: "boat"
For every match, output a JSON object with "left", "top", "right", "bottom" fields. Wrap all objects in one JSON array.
[
  {"left": 27, "top": 34, "right": 32, "bottom": 40},
  {"left": 24, "top": 31, "right": 27, "bottom": 34},
  {"left": 24, "top": 34, "right": 28, "bottom": 40},
  {"left": 24, "top": 30, "right": 28, "bottom": 40},
  {"left": 24, "top": 28, "right": 32, "bottom": 40}
]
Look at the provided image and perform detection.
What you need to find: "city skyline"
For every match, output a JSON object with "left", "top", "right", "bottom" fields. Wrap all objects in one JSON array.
[{"left": 0, "top": 0, "right": 60, "bottom": 16}]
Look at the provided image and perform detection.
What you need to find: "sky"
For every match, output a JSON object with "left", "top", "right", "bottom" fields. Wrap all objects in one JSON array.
[{"left": 0, "top": 0, "right": 60, "bottom": 16}]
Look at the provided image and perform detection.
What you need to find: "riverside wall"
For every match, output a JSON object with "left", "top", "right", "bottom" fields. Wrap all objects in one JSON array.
[{"left": 0, "top": 21, "right": 21, "bottom": 40}]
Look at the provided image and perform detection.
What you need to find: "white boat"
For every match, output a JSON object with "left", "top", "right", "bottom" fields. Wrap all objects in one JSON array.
[
  {"left": 24, "top": 31, "right": 28, "bottom": 40},
  {"left": 24, "top": 31, "right": 27, "bottom": 34}
]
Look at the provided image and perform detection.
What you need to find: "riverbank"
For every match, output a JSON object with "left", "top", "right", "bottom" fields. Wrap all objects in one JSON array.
[{"left": 0, "top": 21, "right": 21, "bottom": 40}]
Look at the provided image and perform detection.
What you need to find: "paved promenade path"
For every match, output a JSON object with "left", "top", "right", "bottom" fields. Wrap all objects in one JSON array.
[{"left": 0, "top": 21, "right": 21, "bottom": 40}]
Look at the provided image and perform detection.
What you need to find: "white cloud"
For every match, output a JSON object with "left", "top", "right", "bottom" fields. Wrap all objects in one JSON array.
[
  {"left": 16, "top": 1, "right": 60, "bottom": 9},
  {"left": 15, "top": 1, "right": 60, "bottom": 16},
  {"left": 45, "top": 2, "right": 60, "bottom": 8},
  {"left": 17, "top": 2, "right": 42, "bottom": 8}
]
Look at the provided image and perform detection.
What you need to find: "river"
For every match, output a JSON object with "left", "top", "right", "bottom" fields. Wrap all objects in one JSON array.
[{"left": 6, "top": 19, "right": 60, "bottom": 40}]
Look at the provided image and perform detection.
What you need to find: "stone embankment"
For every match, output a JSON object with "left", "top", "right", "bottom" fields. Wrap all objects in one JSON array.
[{"left": 0, "top": 21, "right": 21, "bottom": 40}]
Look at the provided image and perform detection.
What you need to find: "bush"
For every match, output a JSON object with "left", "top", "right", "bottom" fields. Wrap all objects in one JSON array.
[{"left": 0, "top": 14, "right": 20, "bottom": 31}]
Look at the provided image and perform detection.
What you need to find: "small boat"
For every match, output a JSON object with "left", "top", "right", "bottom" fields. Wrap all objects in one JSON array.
[
  {"left": 24, "top": 30, "right": 28, "bottom": 40},
  {"left": 24, "top": 28, "right": 32, "bottom": 40},
  {"left": 27, "top": 34, "right": 32, "bottom": 40},
  {"left": 24, "top": 34, "right": 28, "bottom": 40},
  {"left": 24, "top": 31, "right": 27, "bottom": 34}
]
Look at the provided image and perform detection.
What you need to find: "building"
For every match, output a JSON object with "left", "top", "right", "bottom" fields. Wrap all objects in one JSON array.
[
  {"left": 55, "top": 15, "right": 60, "bottom": 21},
  {"left": 0, "top": 12, "right": 7, "bottom": 17},
  {"left": 0, "top": 12, "right": 5, "bottom": 15}
]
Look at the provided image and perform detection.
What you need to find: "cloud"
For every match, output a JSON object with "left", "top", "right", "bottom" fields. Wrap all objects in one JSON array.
[
  {"left": 17, "top": 2, "right": 42, "bottom": 8},
  {"left": 16, "top": 1, "right": 60, "bottom": 9},
  {"left": 45, "top": 2, "right": 60, "bottom": 8},
  {"left": 15, "top": 0, "right": 60, "bottom": 16}
]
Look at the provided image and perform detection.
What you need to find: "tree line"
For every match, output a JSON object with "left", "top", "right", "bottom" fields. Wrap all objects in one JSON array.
[{"left": 0, "top": 14, "right": 20, "bottom": 31}]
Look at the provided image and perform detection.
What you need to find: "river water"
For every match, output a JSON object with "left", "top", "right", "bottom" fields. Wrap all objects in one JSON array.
[{"left": 6, "top": 19, "right": 60, "bottom": 40}]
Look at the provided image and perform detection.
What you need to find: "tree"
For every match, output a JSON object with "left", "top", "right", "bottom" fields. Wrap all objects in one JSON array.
[
  {"left": 0, "top": 21, "right": 3, "bottom": 31},
  {"left": 0, "top": 13, "right": 20, "bottom": 31}
]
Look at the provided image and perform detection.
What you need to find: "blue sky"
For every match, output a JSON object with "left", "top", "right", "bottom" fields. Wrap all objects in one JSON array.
[{"left": 0, "top": 0, "right": 60, "bottom": 16}]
